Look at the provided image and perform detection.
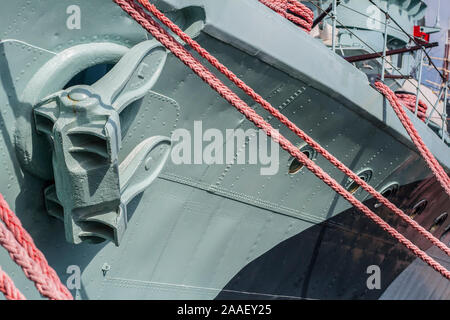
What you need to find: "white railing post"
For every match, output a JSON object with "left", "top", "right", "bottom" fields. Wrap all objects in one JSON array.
[
  {"left": 381, "top": 13, "right": 389, "bottom": 81},
  {"left": 443, "top": 82, "right": 448, "bottom": 141},
  {"left": 331, "top": 0, "right": 337, "bottom": 52},
  {"left": 415, "top": 50, "right": 424, "bottom": 116},
  {"left": 425, "top": 86, "right": 444, "bottom": 125}
]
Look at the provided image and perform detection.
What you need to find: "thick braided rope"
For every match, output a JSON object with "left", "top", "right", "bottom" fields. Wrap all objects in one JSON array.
[
  {"left": 257, "top": 0, "right": 314, "bottom": 32},
  {"left": 0, "top": 194, "right": 72, "bottom": 299},
  {"left": 135, "top": 0, "right": 450, "bottom": 256},
  {"left": 0, "top": 266, "right": 26, "bottom": 300},
  {"left": 0, "top": 220, "right": 65, "bottom": 299},
  {"left": 396, "top": 93, "right": 428, "bottom": 122},
  {"left": 114, "top": 0, "right": 450, "bottom": 279},
  {"left": 375, "top": 82, "right": 450, "bottom": 196}
]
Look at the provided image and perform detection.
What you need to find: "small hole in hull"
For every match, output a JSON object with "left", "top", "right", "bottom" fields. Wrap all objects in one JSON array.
[
  {"left": 440, "top": 224, "right": 450, "bottom": 246},
  {"left": 374, "top": 183, "right": 399, "bottom": 208},
  {"left": 382, "top": 189, "right": 393, "bottom": 198},
  {"left": 289, "top": 150, "right": 311, "bottom": 174},
  {"left": 347, "top": 179, "right": 364, "bottom": 194},
  {"left": 430, "top": 212, "right": 448, "bottom": 233},
  {"left": 409, "top": 199, "right": 428, "bottom": 220},
  {"left": 345, "top": 169, "right": 373, "bottom": 194}
]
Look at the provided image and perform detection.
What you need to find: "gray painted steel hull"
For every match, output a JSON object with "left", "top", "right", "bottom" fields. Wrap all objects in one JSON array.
[{"left": 0, "top": 0, "right": 448, "bottom": 299}]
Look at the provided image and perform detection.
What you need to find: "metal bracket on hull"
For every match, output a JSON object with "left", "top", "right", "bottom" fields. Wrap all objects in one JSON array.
[
  {"left": 33, "top": 40, "right": 171, "bottom": 245},
  {"left": 344, "top": 42, "right": 439, "bottom": 63}
]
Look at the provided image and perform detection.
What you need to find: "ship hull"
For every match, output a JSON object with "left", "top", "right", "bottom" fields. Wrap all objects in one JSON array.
[{"left": 0, "top": 0, "right": 448, "bottom": 300}]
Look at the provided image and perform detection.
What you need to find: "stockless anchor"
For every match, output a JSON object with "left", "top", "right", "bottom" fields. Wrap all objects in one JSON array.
[{"left": 33, "top": 40, "right": 172, "bottom": 245}]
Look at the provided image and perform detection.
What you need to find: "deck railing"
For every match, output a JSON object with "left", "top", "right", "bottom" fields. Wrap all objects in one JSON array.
[{"left": 307, "top": 0, "right": 449, "bottom": 142}]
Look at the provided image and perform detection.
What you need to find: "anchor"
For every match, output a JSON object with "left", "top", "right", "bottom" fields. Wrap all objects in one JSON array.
[{"left": 32, "top": 40, "right": 171, "bottom": 245}]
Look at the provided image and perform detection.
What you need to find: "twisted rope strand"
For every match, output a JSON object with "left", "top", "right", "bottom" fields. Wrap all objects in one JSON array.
[
  {"left": 0, "top": 220, "right": 64, "bottom": 299},
  {"left": 0, "top": 195, "right": 72, "bottom": 299},
  {"left": 396, "top": 93, "right": 428, "bottom": 122},
  {"left": 375, "top": 82, "right": 450, "bottom": 196},
  {"left": 0, "top": 266, "right": 26, "bottom": 300},
  {"left": 257, "top": 0, "right": 314, "bottom": 32}
]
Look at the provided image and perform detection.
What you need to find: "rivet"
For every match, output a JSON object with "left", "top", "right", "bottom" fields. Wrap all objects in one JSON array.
[
  {"left": 68, "top": 91, "right": 88, "bottom": 101},
  {"left": 101, "top": 263, "right": 111, "bottom": 276}
]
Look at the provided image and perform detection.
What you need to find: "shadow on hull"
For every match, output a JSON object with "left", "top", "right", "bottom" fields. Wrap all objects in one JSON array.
[{"left": 217, "top": 177, "right": 450, "bottom": 300}]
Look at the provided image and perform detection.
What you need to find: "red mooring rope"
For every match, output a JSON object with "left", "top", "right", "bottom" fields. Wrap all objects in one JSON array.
[
  {"left": 396, "top": 93, "right": 428, "bottom": 122},
  {"left": 0, "top": 194, "right": 72, "bottom": 300},
  {"left": 257, "top": 0, "right": 314, "bottom": 32},
  {"left": 113, "top": 0, "right": 450, "bottom": 279},
  {"left": 131, "top": 0, "right": 450, "bottom": 257},
  {"left": 1, "top": 0, "right": 448, "bottom": 299},
  {"left": 0, "top": 266, "right": 25, "bottom": 300},
  {"left": 375, "top": 82, "right": 450, "bottom": 196}
]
